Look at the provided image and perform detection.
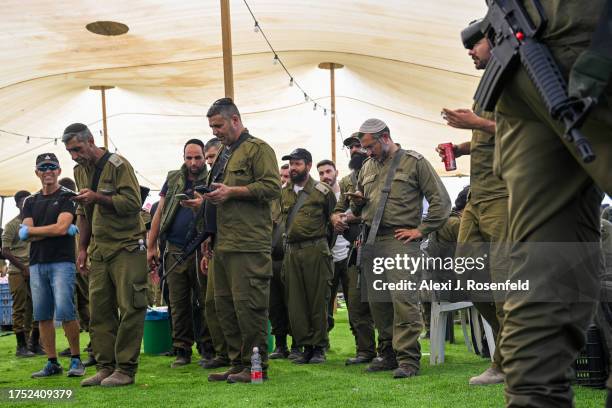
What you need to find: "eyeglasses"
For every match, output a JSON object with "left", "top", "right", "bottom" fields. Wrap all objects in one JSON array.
[
  {"left": 36, "top": 163, "right": 59, "bottom": 172},
  {"left": 361, "top": 139, "right": 380, "bottom": 152}
]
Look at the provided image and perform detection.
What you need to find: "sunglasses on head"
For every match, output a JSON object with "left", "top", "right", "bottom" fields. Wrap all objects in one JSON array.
[{"left": 36, "top": 163, "right": 59, "bottom": 172}]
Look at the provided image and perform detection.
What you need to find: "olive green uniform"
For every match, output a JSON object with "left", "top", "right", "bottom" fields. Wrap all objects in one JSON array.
[
  {"left": 210, "top": 135, "right": 280, "bottom": 370},
  {"left": 334, "top": 173, "right": 376, "bottom": 358},
  {"left": 2, "top": 216, "right": 33, "bottom": 335},
  {"left": 281, "top": 177, "right": 336, "bottom": 348},
  {"left": 494, "top": 2, "right": 612, "bottom": 405},
  {"left": 352, "top": 149, "right": 451, "bottom": 369},
  {"left": 74, "top": 150, "right": 148, "bottom": 377},
  {"left": 204, "top": 256, "right": 229, "bottom": 360},
  {"left": 269, "top": 198, "right": 291, "bottom": 343},
  {"left": 158, "top": 166, "right": 212, "bottom": 354},
  {"left": 422, "top": 212, "right": 461, "bottom": 329},
  {"left": 455, "top": 103, "right": 509, "bottom": 370}
]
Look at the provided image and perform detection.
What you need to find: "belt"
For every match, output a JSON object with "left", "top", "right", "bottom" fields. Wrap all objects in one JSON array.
[
  {"left": 286, "top": 237, "right": 327, "bottom": 249},
  {"left": 375, "top": 226, "right": 414, "bottom": 236}
]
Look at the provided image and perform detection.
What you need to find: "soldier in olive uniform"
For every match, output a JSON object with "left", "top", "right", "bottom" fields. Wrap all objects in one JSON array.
[
  {"left": 331, "top": 135, "right": 377, "bottom": 365},
  {"left": 2, "top": 190, "right": 35, "bottom": 357},
  {"left": 63, "top": 123, "right": 148, "bottom": 387},
  {"left": 203, "top": 98, "right": 280, "bottom": 383},
  {"left": 147, "top": 139, "right": 214, "bottom": 368},
  {"left": 486, "top": 1, "right": 612, "bottom": 406},
  {"left": 349, "top": 119, "right": 451, "bottom": 379},
  {"left": 280, "top": 149, "right": 336, "bottom": 364},
  {"left": 437, "top": 31, "right": 508, "bottom": 385}
]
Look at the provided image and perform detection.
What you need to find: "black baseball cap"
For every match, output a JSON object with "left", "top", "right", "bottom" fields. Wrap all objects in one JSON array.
[
  {"left": 36, "top": 153, "right": 60, "bottom": 167},
  {"left": 281, "top": 148, "right": 312, "bottom": 163},
  {"left": 343, "top": 132, "right": 361, "bottom": 147}
]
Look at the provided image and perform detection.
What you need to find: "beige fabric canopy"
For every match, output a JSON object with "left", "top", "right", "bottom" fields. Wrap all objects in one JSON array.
[{"left": 0, "top": 0, "right": 488, "bottom": 196}]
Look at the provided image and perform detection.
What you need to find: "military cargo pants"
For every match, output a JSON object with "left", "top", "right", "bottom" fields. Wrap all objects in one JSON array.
[
  {"left": 456, "top": 196, "right": 509, "bottom": 369},
  {"left": 204, "top": 256, "right": 229, "bottom": 360},
  {"left": 283, "top": 239, "right": 333, "bottom": 348},
  {"left": 496, "top": 61, "right": 612, "bottom": 407},
  {"left": 213, "top": 250, "right": 271, "bottom": 369},
  {"left": 165, "top": 242, "right": 210, "bottom": 351},
  {"left": 8, "top": 272, "right": 33, "bottom": 335},
  {"left": 362, "top": 236, "right": 423, "bottom": 369},
  {"left": 346, "top": 262, "right": 376, "bottom": 358},
  {"left": 269, "top": 259, "right": 290, "bottom": 339},
  {"left": 89, "top": 248, "right": 148, "bottom": 376},
  {"left": 74, "top": 271, "right": 90, "bottom": 331}
]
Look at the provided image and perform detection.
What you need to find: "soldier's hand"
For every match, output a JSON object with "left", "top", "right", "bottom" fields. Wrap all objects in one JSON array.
[
  {"left": 73, "top": 188, "right": 100, "bottom": 205},
  {"left": 205, "top": 183, "right": 233, "bottom": 205},
  {"left": 147, "top": 248, "right": 159, "bottom": 272},
  {"left": 201, "top": 237, "right": 213, "bottom": 259},
  {"left": 442, "top": 108, "right": 480, "bottom": 130},
  {"left": 436, "top": 143, "right": 461, "bottom": 160},
  {"left": 394, "top": 228, "right": 423, "bottom": 244},
  {"left": 331, "top": 213, "right": 349, "bottom": 233},
  {"left": 77, "top": 249, "right": 90, "bottom": 276},
  {"left": 345, "top": 191, "right": 366, "bottom": 206},
  {"left": 180, "top": 192, "right": 204, "bottom": 209},
  {"left": 149, "top": 270, "right": 160, "bottom": 286},
  {"left": 200, "top": 256, "right": 209, "bottom": 276}
]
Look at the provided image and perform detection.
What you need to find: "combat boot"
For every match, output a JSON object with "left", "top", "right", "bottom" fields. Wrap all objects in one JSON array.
[
  {"left": 201, "top": 354, "right": 230, "bottom": 369},
  {"left": 81, "top": 368, "right": 113, "bottom": 387},
  {"left": 27, "top": 329, "right": 45, "bottom": 355},
  {"left": 345, "top": 353, "right": 374, "bottom": 366},
  {"left": 100, "top": 371, "right": 135, "bottom": 387},
  {"left": 171, "top": 348, "right": 192, "bottom": 368},
  {"left": 208, "top": 365, "right": 243, "bottom": 382},
  {"left": 15, "top": 332, "right": 34, "bottom": 358},
  {"left": 269, "top": 345, "right": 289, "bottom": 359},
  {"left": 59, "top": 347, "right": 71, "bottom": 357},
  {"left": 365, "top": 352, "right": 398, "bottom": 373},
  {"left": 308, "top": 347, "right": 326, "bottom": 364},
  {"left": 287, "top": 346, "right": 303, "bottom": 361},
  {"left": 393, "top": 363, "right": 419, "bottom": 379},
  {"left": 82, "top": 353, "right": 97, "bottom": 368},
  {"left": 226, "top": 368, "right": 269, "bottom": 383},
  {"left": 468, "top": 367, "right": 504, "bottom": 385},
  {"left": 292, "top": 346, "right": 314, "bottom": 364}
]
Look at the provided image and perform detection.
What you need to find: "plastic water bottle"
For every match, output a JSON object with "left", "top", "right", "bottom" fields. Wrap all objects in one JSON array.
[{"left": 251, "top": 347, "right": 263, "bottom": 384}]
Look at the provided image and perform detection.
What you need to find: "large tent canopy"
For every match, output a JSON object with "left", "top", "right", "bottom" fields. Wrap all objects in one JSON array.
[{"left": 0, "top": 0, "right": 488, "bottom": 196}]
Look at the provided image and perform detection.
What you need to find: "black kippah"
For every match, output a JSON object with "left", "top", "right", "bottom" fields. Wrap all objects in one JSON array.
[{"left": 63, "top": 123, "right": 88, "bottom": 135}]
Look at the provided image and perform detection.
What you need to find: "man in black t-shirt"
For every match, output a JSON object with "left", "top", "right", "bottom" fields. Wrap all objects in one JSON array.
[{"left": 20, "top": 153, "right": 84, "bottom": 379}]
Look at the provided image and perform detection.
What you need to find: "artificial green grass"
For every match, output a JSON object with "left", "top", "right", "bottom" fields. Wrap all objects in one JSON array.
[{"left": 0, "top": 309, "right": 606, "bottom": 407}]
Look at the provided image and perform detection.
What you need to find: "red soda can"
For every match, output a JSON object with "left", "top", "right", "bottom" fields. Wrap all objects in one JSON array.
[{"left": 441, "top": 143, "right": 457, "bottom": 171}]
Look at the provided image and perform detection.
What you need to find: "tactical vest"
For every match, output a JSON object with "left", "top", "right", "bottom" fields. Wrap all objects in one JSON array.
[{"left": 159, "top": 165, "right": 207, "bottom": 238}]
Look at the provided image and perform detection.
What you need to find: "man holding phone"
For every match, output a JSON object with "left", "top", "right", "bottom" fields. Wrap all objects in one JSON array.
[{"left": 147, "top": 139, "right": 215, "bottom": 368}]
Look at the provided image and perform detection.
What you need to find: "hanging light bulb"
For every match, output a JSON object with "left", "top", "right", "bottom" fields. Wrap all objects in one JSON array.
[
  {"left": 289, "top": 77, "right": 294, "bottom": 87},
  {"left": 304, "top": 93, "right": 309, "bottom": 102},
  {"left": 273, "top": 54, "right": 279, "bottom": 65},
  {"left": 313, "top": 103, "right": 317, "bottom": 111},
  {"left": 254, "top": 21, "right": 260, "bottom": 33},
  {"left": 323, "top": 109, "right": 327, "bottom": 116},
  {"left": 337, "top": 125, "right": 341, "bottom": 132},
  {"left": 26, "top": 136, "right": 30, "bottom": 144},
  {"left": 54, "top": 138, "right": 58, "bottom": 145}
]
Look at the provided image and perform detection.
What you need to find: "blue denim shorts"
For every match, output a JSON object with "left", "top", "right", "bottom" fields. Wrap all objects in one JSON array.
[{"left": 30, "top": 262, "right": 77, "bottom": 322}]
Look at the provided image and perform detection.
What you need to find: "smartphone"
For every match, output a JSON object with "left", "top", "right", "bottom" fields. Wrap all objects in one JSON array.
[
  {"left": 194, "top": 185, "right": 214, "bottom": 194},
  {"left": 345, "top": 192, "right": 368, "bottom": 200},
  {"left": 99, "top": 189, "right": 114, "bottom": 195},
  {"left": 59, "top": 186, "right": 78, "bottom": 198},
  {"left": 175, "top": 193, "right": 191, "bottom": 200}
]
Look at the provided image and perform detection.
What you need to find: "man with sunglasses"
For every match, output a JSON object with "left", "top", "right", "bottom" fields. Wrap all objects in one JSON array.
[
  {"left": 63, "top": 123, "right": 147, "bottom": 387},
  {"left": 19, "top": 153, "right": 84, "bottom": 379},
  {"left": 201, "top": 98, "right": 280, "bottom": 383}
]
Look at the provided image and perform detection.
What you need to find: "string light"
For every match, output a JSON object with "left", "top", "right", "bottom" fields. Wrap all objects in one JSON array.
[
  {"left": 243, "top": 0, "right": 344, "bottom": 135},
  {"left": 26, "top": 136, "right": 30, "bottom": 144},
  {"left": 54, "top": 138, "right": 58, "bottom": 145}
]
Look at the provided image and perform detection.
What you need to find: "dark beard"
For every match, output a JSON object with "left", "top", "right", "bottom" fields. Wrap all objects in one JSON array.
[
  {"left": 290, "top": 170, "right": 308, "bottom": 184},
  {"left": 349, "top": 153, "right": 367, "bottom": 171}
]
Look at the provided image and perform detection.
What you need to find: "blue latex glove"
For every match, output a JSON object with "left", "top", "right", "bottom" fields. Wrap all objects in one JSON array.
[
  {"left": 18, "top": 224, "right": 29, "bottom": 241},
  {"left": 67, "top": 224, "right": 79, "bottom": 236}
]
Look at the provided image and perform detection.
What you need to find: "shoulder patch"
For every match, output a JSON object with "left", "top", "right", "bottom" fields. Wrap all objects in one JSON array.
[
  {"left": 245, "top": 136, "right": 263, "bottom": 145},
  {"left": 108, "top": 154, "right": 124, "bottom": 167},
  {"left": 314, "top": 182, "right": 330, "bottom": 195},
  {"left": 405, "top": 150, "right": 423, "bottom": 160}
]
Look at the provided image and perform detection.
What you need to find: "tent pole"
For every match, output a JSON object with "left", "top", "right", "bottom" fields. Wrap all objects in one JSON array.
[
  {"left": 318, "top": 63, "right": 344, "bottom": 163},
  {"left": 220, "top": 0, "right": 234, "bottom": 100},
  {"left": 0, "top": 196, "right": 4, "bottom": 227},
  {"left": 89, "top": 86, "right": 115, "bottom": 149}
]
